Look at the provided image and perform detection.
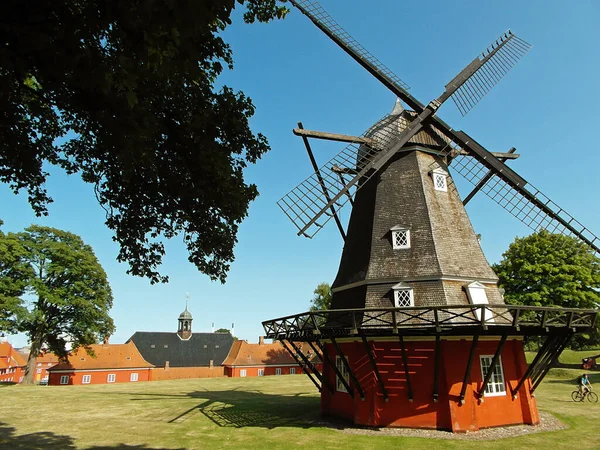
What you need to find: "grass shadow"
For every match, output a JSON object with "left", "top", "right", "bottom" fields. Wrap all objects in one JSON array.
[{"left": 127, "top": 388, "right": 346, "bottom": 430}]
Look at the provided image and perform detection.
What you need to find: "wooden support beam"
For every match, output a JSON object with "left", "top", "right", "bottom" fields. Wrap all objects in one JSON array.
[
  {"left": 360, "top": 334, "right": 389, "bottom": 401},
  {"left": 511, "top": 334, "right": 555, "bottom": 398},
  {"left": 280, "top": 340, "right": 322, "bottom": 392},
  {"left": 463, "top": 147, "right": 518, "bottom": 206},
  {"left": 317, "top": 339, "right": 347, "bottom": 396},
  {"left": 477, "top": 335, "right": 508, "bottom": 399},
  {"left": 307, "top": 340, "right": 334, "bottom": 394},
  {"left": 297, "top": 122, "right": 346, "bottom": 241},
  {"left": 459, "top": 333, "right": 480, "bottom": 405},
  {"left": 331, "top": 337, "right": 365, "bottom": 400},
  {"left": 399, "top": 335, "right": 414, "bottom": 402},
  {"left": 294, "top": 127, "right": 375, "bottom": 145},
  {"left": 531, "top": 332, "right": 573, "bottom": 393}
]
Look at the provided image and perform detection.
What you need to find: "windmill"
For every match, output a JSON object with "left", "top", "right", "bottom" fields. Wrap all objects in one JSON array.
[{"left": 263, "top": 0, "right": 598, "bottom": 432}]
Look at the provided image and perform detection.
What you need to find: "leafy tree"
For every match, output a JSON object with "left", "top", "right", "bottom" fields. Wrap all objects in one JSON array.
[
  {"left": 0, "top": 0, "right": 287, "bottom": 284},
  {"left": 310, "top": 282, "right": 332, "bottom": 311},
  {"left": 4, "top": 225, "right": 115, "bottom": 384},
  {"left": 0, "top": 220, "right": 31, "bottom": 333},
  {"left": 214, "top": 327, "right": 238, "bottom": 340},
  {"left": 493, "top": 230, "right": 600, "bottom": 349}
]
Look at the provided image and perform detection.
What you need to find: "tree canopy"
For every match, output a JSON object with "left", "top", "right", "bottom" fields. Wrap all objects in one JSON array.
[
  {"left": 493, "top": 230, "right": 600, "bottom": 310},
  {"left": 0, "top": 224, "right": 115, "bottom": 383},
  {"left": 0, "top": 0, "right": 287, "bottom": 284},
  {"left": 0, "top": 220, "right": 30, "bottom": 333},
  {"left": 310, "top": 282, "right": 332, "bottom": 311}
]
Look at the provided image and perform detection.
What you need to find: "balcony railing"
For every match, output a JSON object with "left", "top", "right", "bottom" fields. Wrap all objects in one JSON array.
[{"left": 262, "top": 304, "right": 598, "bottom": 340}]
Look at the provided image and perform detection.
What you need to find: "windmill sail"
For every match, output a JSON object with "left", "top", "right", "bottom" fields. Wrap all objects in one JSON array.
[
  {"left": 446, "top": 31, "right": 532, "bottom": 116},
  {"left": 436, "top": 134, "right": 600, "bottom": 254}
]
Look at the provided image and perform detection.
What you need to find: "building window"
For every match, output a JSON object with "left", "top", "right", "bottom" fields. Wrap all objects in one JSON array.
[
  {"left": 240, "top": 369, "right": 247, "bottom": 377},
  {"left": 36, "top": 369, "right": 42, "bottom": 374},
  {"left": 150, "top": 345, "right": 155, "bottom": 348},
  {"left": 37, "top": 363, "right": 42, "bottom": 367},
  {"left": 203, "top": 345, "right": 208, "bottom": 348},
  {"left": 466, "top": 281, "right": 495, "bottom": 323},
  {"left": 130, "top": 373, "right": 139, "bottom": 382},
  {"left": 258, "top": 369, "right": 264, "bottom": 377},
  {"left": 290, "top": 368, "right": 296, "bottom": 375},
  {"left": 47, "top": 363, "right": 52, "bottom": 366},
  {"left": 107, "top": 374, "right": 116, "bottom": 383},
  {"left": 335, "top": 356, "right": 350, "bottom": 393},
  {"left": 432, "top": 168, "right": 448, "bottom": 192},
  {"left": 215, "top": 345, "right": 219, "bottom": 348},
  {"left": 390, "top": 225, "right": 410, "bottom": 250},
  {"left": 60, "top": 375, "right": 69, "bottom": 385},
  {"left": 392, "top": 282, "right": 414, "bottom": 307},
  {"left": 82, "top": 375, "right": 91, "bottom": 384},
  {"left": 163, "top": 345, "right": 168, "bottom": 348},
  {"left": 480, "top": 355, "right": 506, "bottom": 396},
  {"left": 276, "top": 368, "right": 282, "bottom": 376}
]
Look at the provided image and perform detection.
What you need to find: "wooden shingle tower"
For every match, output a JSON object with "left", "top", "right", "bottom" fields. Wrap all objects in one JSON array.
[{"left": 264, "top": 0, "right": 599, "bottom": 432}]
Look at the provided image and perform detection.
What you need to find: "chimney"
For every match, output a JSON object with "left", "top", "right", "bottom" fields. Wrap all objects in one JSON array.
[
  {"left": 103, "top": 336, "right": 109, "bottom": 345},
  {"left": 212, "top": 322, "right": 215, "bottom": 333},
  {"left": 231, "top": 323, "right": 235, "bottom": 337},
  {"left": 209, "top": 359, "right": 214, "bottom": 368},
  {"left": 165, "top": 361, "right": 170, "bottom": 370},
  {"left": 259, "top": 336, "right": 264, "bottom": 345}
]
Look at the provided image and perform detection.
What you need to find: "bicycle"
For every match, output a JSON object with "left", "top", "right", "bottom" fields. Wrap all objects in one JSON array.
[{"left": 571, "top": 387, "right": 598, "bottom": 403}]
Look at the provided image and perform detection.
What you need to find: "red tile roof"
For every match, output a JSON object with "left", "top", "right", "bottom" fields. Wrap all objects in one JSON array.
[
  {"left": 223, "top": 340, "right": 318, "bottom": 367},
  {"left": 36, "top": 352, "right": 60, "bottom": 365},
  {"left": 49, "top": 341, "right": 154, "bottom": 371},
  {"left": 0, "top": 342, "right": 27, "bottom": 367}
]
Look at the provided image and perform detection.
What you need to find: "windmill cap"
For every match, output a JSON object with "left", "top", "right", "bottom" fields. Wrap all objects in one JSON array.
[{"left": 391, "top": 98, "right": 405, "bottom": 115}]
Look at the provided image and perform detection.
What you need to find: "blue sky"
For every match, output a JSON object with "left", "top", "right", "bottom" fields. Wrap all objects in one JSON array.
[{"left": 2, "top": 0, "right": 599, "bottom": 347}]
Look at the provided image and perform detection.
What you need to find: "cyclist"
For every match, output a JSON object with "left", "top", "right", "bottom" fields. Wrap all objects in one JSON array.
[{"left": 577, "top": 373, "right": 592, "bottom": 397}]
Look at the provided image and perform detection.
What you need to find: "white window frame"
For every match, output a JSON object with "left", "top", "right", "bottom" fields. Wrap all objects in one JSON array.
[
  {"left": 36, "top": 369, "right": 42, "bottom": 374},
  {"left": 466, "top": 282, "right": 495, "bottom": 323},
  {"left": 82, "top": 375, "right": 91, "bottom": 384},
  {"left": 240, "top": 369, "right": 247, "bottom": 377},
  {"left": 60, "top": 375, "right": 69, "bottom": 385},
  {"left": 276, "top": 368, "right": 282, "bottom": 376},
  {"left": 335, "top": 356, "right": 350, "bottom": 393},
  {"left": 130, "top": 372, "right": 138, "bottom": 382},
  {"left": 390, "top": 225, "right": 410, "bottom": 250},
  {"left": 107, "top": 374, "right": 116, "bottom": 383},
  {"left": 258, "top": 369, "right": 264, "bottom": 377},
  {"left": 392, "top": 282, "right": 414, "bottom": 308},
  {"left": 479, "top": 355, "right": 507, "bottom": 396},
  {"left": 290, "top": 367, "right": 296, "bottom": 375},
  {"left": 432, "top": 168, "right": 448, "bottom": 192}
]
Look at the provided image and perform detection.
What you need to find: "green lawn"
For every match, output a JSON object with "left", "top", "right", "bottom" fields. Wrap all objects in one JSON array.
[{"left": 1, "top": 366, "right": 599, "bottom": 450}]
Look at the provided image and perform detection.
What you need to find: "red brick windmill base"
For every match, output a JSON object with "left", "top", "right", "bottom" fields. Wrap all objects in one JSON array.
[
  {"left": 263, "top": 305, "right": 596, "bottom": 433},
  {"left": 320, "top": 338, "right": 538, "bottom": 432}
]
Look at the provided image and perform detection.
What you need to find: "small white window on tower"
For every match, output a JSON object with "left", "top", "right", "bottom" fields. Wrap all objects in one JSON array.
[
  {"left": 392, "top": 282, "right": 414, "bottom": 307},
  {"left": 465, "top": 281, "right": 495, "bottom": 323},
  {"left": 390, "top": 225, "right": 410, "bottom": 250},
  {"left": 431, "top": 168, "right": 448, "bottom": 192}
]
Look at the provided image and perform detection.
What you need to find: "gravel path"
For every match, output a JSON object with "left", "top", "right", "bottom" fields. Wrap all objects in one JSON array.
[{"left": 316, "top": 411, "right": 566, "bottom": 440}]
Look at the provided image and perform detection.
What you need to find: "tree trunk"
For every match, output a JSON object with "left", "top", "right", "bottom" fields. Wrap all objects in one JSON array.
[{"left": 21, "top": 336, "right": 43, "bottom": 385}]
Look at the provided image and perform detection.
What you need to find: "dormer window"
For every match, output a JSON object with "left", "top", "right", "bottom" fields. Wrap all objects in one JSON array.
[
  {"left": 392, "top": 282, "right": 414, "bottom": 307},
  {"left": 431, "top": 168, "right": 448, "bottom": 192},
  {"left": 390, "top": 225, "right": 410, "bottom": 250},
  {"left": 465, "top": 281, "right": 495, "bottom": 323}
]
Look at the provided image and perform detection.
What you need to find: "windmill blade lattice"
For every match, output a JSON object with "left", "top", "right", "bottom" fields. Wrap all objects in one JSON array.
[
  {"left": 278, "top": 114, "right": 412, "bottom": 237},
  {"left": 438, "top": 140, "right": 600, "bottom": 254},
  {"left": 448, "top": 31, "right": 532, "bottom": 116},
  {"left": 290, "top": 0, "right": 411, "bottom": 94}
]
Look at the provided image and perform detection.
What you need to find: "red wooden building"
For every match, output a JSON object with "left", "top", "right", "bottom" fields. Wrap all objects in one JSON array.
[
  {"left": 223, "top": 337, "right": 322, "bottom": 378},
  {"left": 47, "top": 341, "right": 154, "bottom": 385},
  {"left": 0, "top": 340, "right": 27, "bottom": 383},
  {"left": 33, "top": 351, "right": 60, "bottom": 384}
]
